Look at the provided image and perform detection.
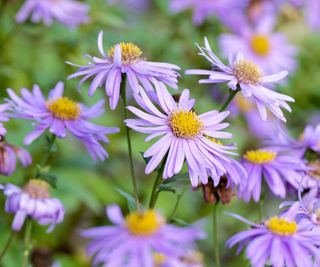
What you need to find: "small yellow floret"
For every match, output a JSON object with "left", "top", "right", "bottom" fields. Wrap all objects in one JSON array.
[
  {"left": 266, "top": 217, "right": 297, "bottom": 236},
  {"left": 244, "top": 149, "right": 276, "bottom": 164},
  {"left": 207, "top": 136, "right": 223, "bottom": 146},
  {"left": 170, "top": 110, "right": 203, "bottom": 139},
  {"left": 125, "top": 210, "right": 163, "bottom": 236},
  {"left": 234, "top": 59, "right": 262, "bottom": 85},
  {"left": 23, "top": 179, "right": 50, "bottom": 199},
  {"left": 47, "top": 97, "right": 80, "bottom": 121},
  {"left": 108, "top": 42, "right": 142, "bottom": 65},
  {"left": 153, "top": 253, "right": 166, "bottom": 267},
  {"left": 250, "top": 34, "right": 271, "bottom": 56}
]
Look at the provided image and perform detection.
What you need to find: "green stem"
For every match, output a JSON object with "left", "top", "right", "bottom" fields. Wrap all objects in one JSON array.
[
  {"left": 22, "top": 220, "right": 33, "bottom": 267},
  {"left": 120, "top": 76, "right": 140, "bottom": 210},
  {"left": 219, "top": 88, "right": 240, "bottom": 112},
  {"left": 41, "top": 134, "right": 57, "bottom": 166},
  {"left": 0, "top": 231, "right": 15, "bottom": 263},
  {"left": 213, "top": 204, "right": 221, "bottom": 267},
  {"left": 148, "top": 160, "right": 166, "bottom": 209},
  {"left": 169, "top": 189, "right": 186, "bottom": 221}
]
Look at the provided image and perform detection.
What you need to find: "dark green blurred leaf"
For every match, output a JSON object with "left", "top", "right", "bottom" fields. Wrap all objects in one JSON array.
[{"left": 116, "top": 188, "right": 137, "bottom": 212}]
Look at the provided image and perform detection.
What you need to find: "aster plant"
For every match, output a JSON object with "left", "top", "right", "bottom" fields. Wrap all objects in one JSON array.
[
  {"left": 68, "top": 31, "right": 180, "bottom": 110},
  {"left": 186, "top": 38, "right": 294, "bottom": 122},
  {"left": 7, "top": 81, "right": 119, "bottom": 161}
]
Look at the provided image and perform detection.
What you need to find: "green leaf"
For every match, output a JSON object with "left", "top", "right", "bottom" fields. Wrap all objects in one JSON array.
[
  {"left": 170, "top": 218, "right": 189, "bottom": 226},
  {"left": 39, "top": 173, "right": 58, "bottom": 189},
  {"left": 116, "top": 188, "right": 137, "bottom": 212}
]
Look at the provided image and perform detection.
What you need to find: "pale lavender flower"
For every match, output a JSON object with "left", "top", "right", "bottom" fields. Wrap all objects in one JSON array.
[
  {"left": 227, "top": 207, "right": 320, "bottom": 267},
  {"left": 125, "top": 83, "right": 236, "bottom": 187},
  {"left": 219, "top": 15, "right": 297, "bottom": 74},
  {"left": 169, "top": 0, "right": 248, "bottom": 26},
  {"left": 68, "top": 31, "right": 180, "bottom": 110},
  {"left": 7, "top": 82, "right": 119, "bottom": 161},
  {"left": 0, "top": 140, "right": 32, "bottom": 176},
  {"left": 186, "top": 38, "right": 294, "bottom": 122},
  {"left": 1, "top": 180, "right": 64, "bottom": 232},
  {"left": 0, "top": 104, "right": 10, "bottom": 136},
  {"left": 15, "top": 0, "right": 90, "bottom": 28},
  {"left": 238, "top": 148, "right": 308, "bottom": 202},
  {"left": 306, "top": 0, "right": 320, "bottom": 30},
  {"left": 81, "top": 204, "right": 205, "bottom": 267}
]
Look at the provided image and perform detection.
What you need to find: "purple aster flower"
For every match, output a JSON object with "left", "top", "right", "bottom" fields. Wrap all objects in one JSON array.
[
  {"left": 15, "top": 0, "right": 90, "bottom": 28},
  {"left": 155, "top": 251, "right": 204, "bottom": 267},
  {"left": 1, "top": 180, "right": 64, "bottom": 232},
  {"left": 81, "top": 204, "right": 205, "bottom": 267},
  {"left": 227, "top": 207, "right": 320, "bottom": 267},
  {"left": 219, "top": 14, "right": 297, "bottom": 74},
  {"left": 186, "top": 38, "right": 294, "bottom": 122},
  {"left": 125, "top": 83, "right": 236, "bottom": 187},
  {"left": 7, "top": 82, "right": 119, "bottom": 161},
  {"left": 0, "top": 139, "right": 32, "bottom": 176},
  {"left": 68, "top": 31, "right": 180, "bottom": 110},
  {"left": 305, "top": 0, "right": 320, "bottom": 30},
  {"left": 169, "top": 0, "right": 248, "bottom": 26},
  {"left": 0, "top": 104, "right": 10, "bottom": 136},
  {"left": 238, "top": 148, "right": 309, "bottom": 202}
]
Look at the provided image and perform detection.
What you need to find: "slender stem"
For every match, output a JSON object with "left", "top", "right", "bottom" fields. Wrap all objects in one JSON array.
[
  {"left": 169, "top": 189, "right": 186, "bottom": 221},
  {"left": 22, "top": 220, "right": 33, "bottom": 267},
  {"left": 213, "top": 204, "right": 221, "bottom": 267},
  {"left": 148, "top": 160, "right": 166, "bottom": 209},
  {"left": 120, "top": 75, "right": 140, "bottom": 210},
  {"left": 219, "top": 88, "right": 240, "bottom": 112},
  {"left": 41, "top": 134, "right": 57, "bottom": 166},
  {"left": 0, "top": 231, "right": 15, "bottom": 263}
]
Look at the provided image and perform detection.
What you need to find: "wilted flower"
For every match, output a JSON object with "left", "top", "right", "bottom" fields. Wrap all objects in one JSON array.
[
  {"left": 169, "top": 0, "right": 248, "bottom": 26},
  {"left": 1, "top": 180, "right": 64, "bottom": 232},
  {"left": 7, "top": 82, "right": 119, "bottom": 161},
  {"left": 186, "top": 38, "right": 294, "bottom": 122},
  {"left": 68, "top": 31, "right": 180, "bottom": 110},
  {"left": 125, "top": 83, "right": 236, "bottom": 187},
  {"left": 219, "top": 14, "right": 297, "bottom": 74},
  {"left": 0, "top": 139, "right": 32, "bottom": 176},
  {"left": 227, "top": 207, "right": 320, "bottom": 267},
  {"left": 81, "top": 204, "right": 205, "bottom": 267},
  {"left": 238, "top": 148, "right": 308, "bottom": 202},
  {"left": 15, "top": 0, "right": 90, "bottom": 28}
]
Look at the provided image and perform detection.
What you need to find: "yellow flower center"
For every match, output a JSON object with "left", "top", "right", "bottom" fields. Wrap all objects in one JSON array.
[
  {"left": 153, "top": 253, "right": 166, "bottom": 267},
  {"left": 47, "top": 97, "right": 80, "bottom": 121},
  {"left": 170, "top": 110, "right": 203, "bottom": 139},
  {"left": 244, "top": 149, "right": 277, "bottom": 164},
  {"left": 108, "top": 42, "right": 142, "bottom": 65},
  {"left": 23, "top": 179, "right": 50, "bottom": 199},
  {"left": 235, "top": 94, "right": 254, "bottom": 112},
  {"left": 234, "top": 59, "right": 262, "bottom": 85},
  {"left": 250, "top": 34, "right": 270, "bottom": 56},
  {"left": 266, "top": 217, "right": 297, "bottom": 236},
  {"left": 125, "top": 210, "right": 163, "bottom": 236}
]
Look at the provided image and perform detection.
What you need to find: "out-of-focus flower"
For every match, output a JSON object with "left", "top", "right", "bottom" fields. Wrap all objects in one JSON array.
[
  {"left": 1, "top": 180, "right": 64, "bottom": 232},
  {"left": 15, "top": 0, "right": 90, "bottom": 28},
  {"left": 7, "top": 82, "right": 119, "bottom": 161},
  {"left": 305, "top": 0, "right": 320, "bottom": 30},
  {"left": 186, "top": 39, "right": 294, "bottom": 122},
  {"left": 155, "top": 251, "right": 204, "bottom": 267},
  {"left": 125, "top": 84, "right": 236, "bottom": 187},
  {"left": 219, "top": 15, "right": 297, "bottom": 74},
  {"left": 0, "top": 104, "right": 10, "bottom": 136},
  {"left": 227, "top": 207, "right": 320, "bottom": 267},
  {"left": 68, "top": 31, "right": 180, "bottom": 110},
  {"left": 81, "top": 204, "right": 205, "bottom": 267},
  {"left": 238, "top": 148, "right": 308, "bottom": 202},
  {"left": 169, "top": 0, "right": 248, "bottom": 26},
  {"left": 0, "top": 139, "right": 32, "bottom": 176}
]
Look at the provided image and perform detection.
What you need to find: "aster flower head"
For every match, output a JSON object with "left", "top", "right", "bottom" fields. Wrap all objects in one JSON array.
[
  {"left": 1, "top": 180, "right": 64, "bottom": 232},
  {"left": 0, "top": 139, "right": 32, "bottom": 176},
  {"left": 7, "top": 82, "right": 119, "bottom": 161},
  {"left": 81, "top": 204, "right": 205, "bottom": 267},
  {"left": 227, "top": 207, "right": 320, "bottom": 267},
  {"left": 15, "top": 0, "right": 90, "bottom": 28},
  {"left": 238, "top": 147, "right": 308, "bottom": 202},
  {"left": 169, "top": 0, "right": 248, "bottom": 26},
  {"left": 219, "top": 14, "right": 297, "bottom": 74},
  {"left": 155, "top": 251, "right": 204, "bottom": 267},
  {"left": 68, "top": 31, "right": 180, "bottom": 110},
  {"left": 306, "top": 0, "right": 320, "bottom": 31},
  {"left": 186, "top": 38, "right": 294, "bottom": 122},
  {"left": 125, "top": 83, "right": 236, "bottom": 187}
]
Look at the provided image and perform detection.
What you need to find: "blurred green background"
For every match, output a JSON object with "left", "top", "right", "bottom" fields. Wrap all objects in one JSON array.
[{"left": 0, "top": 0, "right": 320, "bottom": 266}]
